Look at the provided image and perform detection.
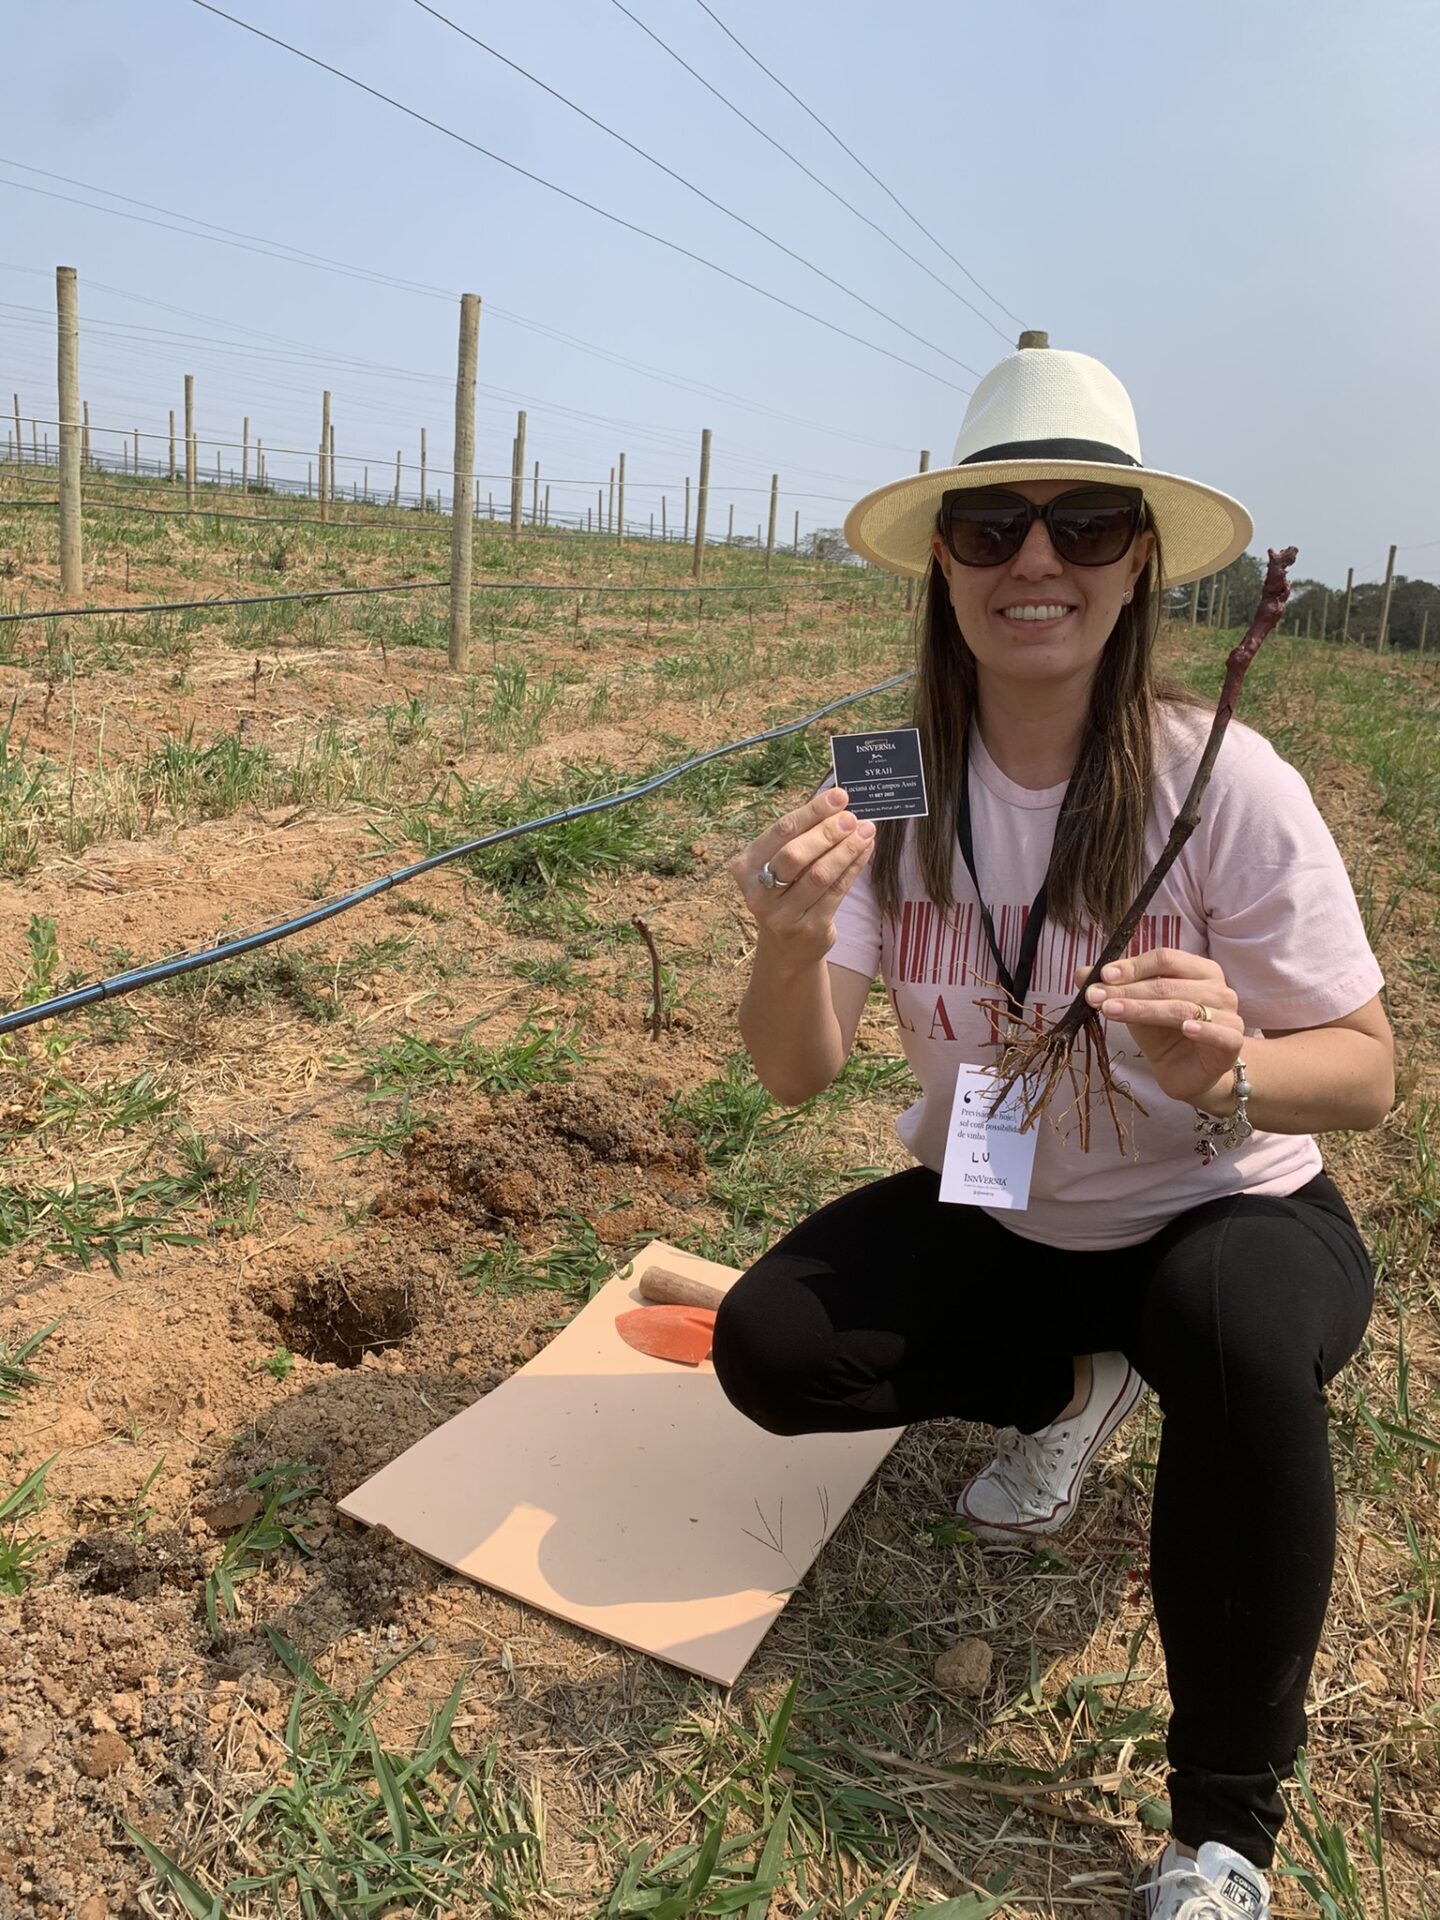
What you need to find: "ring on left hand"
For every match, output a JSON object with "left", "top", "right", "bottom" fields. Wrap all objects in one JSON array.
[
  {"left": 1194, "top": 1002, "right": 1213, "bottom": 1023},
  {"left": 758, "top": 861, "right": 789, "bottom": 891}
]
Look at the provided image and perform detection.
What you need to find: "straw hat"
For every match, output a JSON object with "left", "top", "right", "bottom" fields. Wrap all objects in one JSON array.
[{"left": 844, "top": 333, "right": 1252, "bottom": 586}]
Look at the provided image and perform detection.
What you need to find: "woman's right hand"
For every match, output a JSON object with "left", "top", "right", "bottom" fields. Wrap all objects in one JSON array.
[{"left": 728, "top": 787, "right": 877, "bottom": 962}]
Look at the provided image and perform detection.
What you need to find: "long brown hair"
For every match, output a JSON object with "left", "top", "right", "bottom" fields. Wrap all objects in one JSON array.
[{"left": 870, "top": 523, "right": 1201, "bottom": 934}]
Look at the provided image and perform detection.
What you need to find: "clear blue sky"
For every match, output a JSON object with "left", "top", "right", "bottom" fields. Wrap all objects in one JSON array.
[{"left": 4, "top": 0, "right": 1437, "bottom": 583}]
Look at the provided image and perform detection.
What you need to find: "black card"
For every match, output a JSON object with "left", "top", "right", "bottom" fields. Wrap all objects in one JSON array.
[{"left": 829, "top": 727, "right": 928, "bottom": 822}]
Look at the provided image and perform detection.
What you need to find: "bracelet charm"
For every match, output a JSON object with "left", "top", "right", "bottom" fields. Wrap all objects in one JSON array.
[{"left": 1193, "top": 1059, "right": 1253, "bottom": 1165}]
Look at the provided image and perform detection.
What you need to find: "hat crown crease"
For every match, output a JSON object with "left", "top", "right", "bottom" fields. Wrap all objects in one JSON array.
[{"left": 953, "top": 350, "right": 1143, "bottom": 467}]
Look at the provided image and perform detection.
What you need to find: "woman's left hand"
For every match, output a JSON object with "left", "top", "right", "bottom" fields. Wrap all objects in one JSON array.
[{"left": 1075, "top": 948, "right": 1244, "bottom": 1109}]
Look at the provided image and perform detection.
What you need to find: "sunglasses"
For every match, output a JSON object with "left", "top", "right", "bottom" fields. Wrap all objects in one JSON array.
[{"left": 938, "top": 484, "right": 1145, "bottom": 569}]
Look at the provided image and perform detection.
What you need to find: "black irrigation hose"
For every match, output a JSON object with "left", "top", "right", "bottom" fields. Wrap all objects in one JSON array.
[
  {"left": 0, "top": 575, "right": 839, "bottom": 625},
  {"left": 0, "top": 670, "right": 914, "bottom": 1036}
]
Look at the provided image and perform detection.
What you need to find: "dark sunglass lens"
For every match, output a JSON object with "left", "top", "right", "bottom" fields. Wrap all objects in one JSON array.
[
  {"left": 1049, "top": 492, "right": 1139, "bottom": 565},
  {"left": 944, "top": 496, "right": 1028, "bottom": 565}
]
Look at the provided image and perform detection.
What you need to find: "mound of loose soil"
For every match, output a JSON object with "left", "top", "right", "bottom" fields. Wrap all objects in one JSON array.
[{"left": 374, "top": 1068, "right": 704, "bottom": 1245}]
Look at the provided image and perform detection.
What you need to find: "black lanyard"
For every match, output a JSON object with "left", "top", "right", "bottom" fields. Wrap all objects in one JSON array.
[{"left": 956, "top": 731, "right": 1074, "bottom": 1024}]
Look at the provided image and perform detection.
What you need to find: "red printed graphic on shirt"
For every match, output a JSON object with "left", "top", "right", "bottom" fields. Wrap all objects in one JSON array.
[{"left": 885, "top": 902, "right": 1189, "bottom": 1048}]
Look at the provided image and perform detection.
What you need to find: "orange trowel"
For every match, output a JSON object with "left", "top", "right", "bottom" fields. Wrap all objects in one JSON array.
[{"left": 615, "top": 1266, "right": 727, "bottom": 1367}]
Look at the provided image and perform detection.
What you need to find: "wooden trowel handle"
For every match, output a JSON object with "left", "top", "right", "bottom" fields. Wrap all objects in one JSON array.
[{"left": 638, "top": 1265, "right": 727, "bottom": 1311}]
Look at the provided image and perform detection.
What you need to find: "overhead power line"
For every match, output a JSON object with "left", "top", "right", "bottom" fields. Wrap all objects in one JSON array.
[
  {"left": 0, "top": 196, "right": 918, "bottom": 456},
  {"left": 606, "top": 0, "right": 1012, "bottom": 346},
  {"left": 692, "top": 0, "right": 1027, "bottom": 330},
  {"left": 413, "top": 1, "right": 979, "bottom": 379},
  {"left": 188, "top": 2, "right": 971, "bottom": 394}
]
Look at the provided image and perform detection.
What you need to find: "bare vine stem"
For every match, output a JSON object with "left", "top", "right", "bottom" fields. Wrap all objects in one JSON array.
[{"left": 989, "top": 545, "right": 1298, "bottom": 1140}]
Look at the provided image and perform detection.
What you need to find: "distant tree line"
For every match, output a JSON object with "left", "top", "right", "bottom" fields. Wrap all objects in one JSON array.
[{"left": 1162, "top": 551, "right": 1438, "bottom": 652}]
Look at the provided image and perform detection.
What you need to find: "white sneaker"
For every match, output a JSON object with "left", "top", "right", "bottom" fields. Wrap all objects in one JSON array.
[
  {"left": 1137, "top": 1840, "right": 1271, "bottom": 1918},
  {"left": 955, "top": 1350, "right": 1143, "bottom": 1543}
]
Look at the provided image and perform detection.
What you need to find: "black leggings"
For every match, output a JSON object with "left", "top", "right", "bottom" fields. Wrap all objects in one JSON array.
[{"left": 711, "top": 1167, "right": 1373, "bottom": 1867}]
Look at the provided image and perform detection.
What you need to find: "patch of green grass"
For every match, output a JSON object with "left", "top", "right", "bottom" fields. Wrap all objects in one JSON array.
[
  {"left": 0, "top": 1128, "right": 259, "bottom": 1272},
  {"left": 141, "top": 724, "right": 273, "bottom": 822},
  {"left": 363, "top": 1017, "right": 585, "bottom": 1099},
  {"left": 463, "top": 1212, "right": 649, "bottom": 1301},
  {"left": 667, "top": 1057, "right": 890, "bottom": 1266},
  {"left": 0, "top": 1456, "right": 58, "bottom": 1595},
  {"left": 204, "top": 1459, "right": 323, "bottom": 1644},
  {"left": 1277, "top": 1751, "right": 1395, "bottom": 1920},
  {"left": 128, "top": 1629, "right": 545, "bottom": 1918},
  {"left": 333, "top": 1094, "right": 436, "bottom": 1161},
  {"left": 0, "top": 1320, "right": 59, "bottom": 1412}
]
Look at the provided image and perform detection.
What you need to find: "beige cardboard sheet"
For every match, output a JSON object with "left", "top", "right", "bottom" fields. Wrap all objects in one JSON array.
[{"left": 339, "top": 1241, "right": 901, "bottom": 1684}]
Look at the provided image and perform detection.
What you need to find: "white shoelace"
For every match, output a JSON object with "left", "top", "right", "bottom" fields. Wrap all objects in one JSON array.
[{"left": 988, "top": 1422, "right": 1074, "bottom": 1513}]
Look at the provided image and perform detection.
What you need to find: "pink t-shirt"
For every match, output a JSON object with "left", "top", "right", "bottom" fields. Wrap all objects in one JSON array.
[{"left": 827, "top": 705, "right": 1384, "bottom": 1251}]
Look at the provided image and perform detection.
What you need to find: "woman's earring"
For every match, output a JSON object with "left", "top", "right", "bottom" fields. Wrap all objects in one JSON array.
[{"left": 1122, "top": 589, "right": 1133, "bottom": 605}]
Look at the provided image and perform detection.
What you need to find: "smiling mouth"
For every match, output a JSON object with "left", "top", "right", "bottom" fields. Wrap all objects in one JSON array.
[{"left": 998, "top": 603, "right": 1075, "bottom": 623}]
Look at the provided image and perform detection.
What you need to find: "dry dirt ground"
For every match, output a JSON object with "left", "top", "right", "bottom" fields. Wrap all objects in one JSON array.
[{"left": 0, "top": 486, "right": 1436, "bottom": 1919}]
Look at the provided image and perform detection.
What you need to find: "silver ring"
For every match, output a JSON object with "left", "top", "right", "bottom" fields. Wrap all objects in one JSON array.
[{"left": 758, "top": 861, "right": 789, "bottom": 891}]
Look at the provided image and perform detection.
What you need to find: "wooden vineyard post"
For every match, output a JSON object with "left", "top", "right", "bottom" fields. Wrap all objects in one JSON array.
[
  {"left": 1320, "top": 589, "right": 1329, "bottom": 641},
  {"left": 691, "top": 428, "right": 712, "bottom": 581},
  {"left": 684, "top": 475, "right": 691, "bottom": 544},
  {"left": 241, "top": 416, "right": 250, "bottom": 492},
  {"left": 134, "top": 428, "right": 140, "bottom": 473},
  {"left": 420, "top": 427, "right": 428, "bottom": 513},
  {"left": 543, "top": 482, "right": 550, "bottom": 528},
  {"left": 1419, "top": 608, "right": 1429, "bottom": 656},
  {"left": 448, "top": 290, "right": 480, "bottom": 674},
  {"left": 1376, "top": 543, "right": 1397, "bottom": 653},
  {"left": 904, "top": 451, "right": 931, "bottom": 611},
  {"left": 608, "top": 465, "right": 615, "bottom": 536},
  {"left": 793, "top": 508, "right": 800, "bottom": 554},
  {"left": 726, "top": 502, "right": 734, "bottom": 546},
  {"left": 1340, "top": 566, "right": 1354, "bottom": 645},
  {"left": 532, "top": 459, "right": 540, "bottom": 527},
  {"left": 184, "top": 373, "right": 196, "bottom": 513},
  {"left": 510, "top": 407, "right": 526, "bottom": 541},
  {"left": 81, "top": 399, "right": 90, "bottom": 471},
  {"left": 55, "top": 266, "right": 83, "bottom": 596},
  {"left": 766, "top": 474, "right": 778, "bottom": 573},
  {"left": 256, "top": 440, "right": 263, "bottom": 487},
  {"left": 1189, "top": 578, "right": 1200, "bottom": 625},
  {"left": 596, "top": 489, "right": 603, "bottom": 533},
  {"left": 617, "top": 451, "right": 625, "bottom": 542},
  {"left": 168, "top": 409, "right": 176, "bottom": 481},
  {"left": 511, "top": 410, "right": 525, "bottom": 539}
]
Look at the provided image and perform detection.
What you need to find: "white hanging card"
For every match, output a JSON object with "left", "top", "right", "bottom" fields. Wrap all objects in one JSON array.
[{"left": 938, "top": 1063, "right": 1037, "bottom": 1211}]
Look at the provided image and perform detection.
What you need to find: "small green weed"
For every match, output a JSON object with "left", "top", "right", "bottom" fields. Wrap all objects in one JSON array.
[
  {"left": 364, "top": 1017, "right": 584, "bottom": 1099},
  {"left": 0, "top": 1320, "right": 59, "bottom": 1412},
  {"left": 204, "top": 1458, "right": 323, "bottom": 1643},
  {"left": 0, "top": 1455, "right": 58, "bottom": 1595}
]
